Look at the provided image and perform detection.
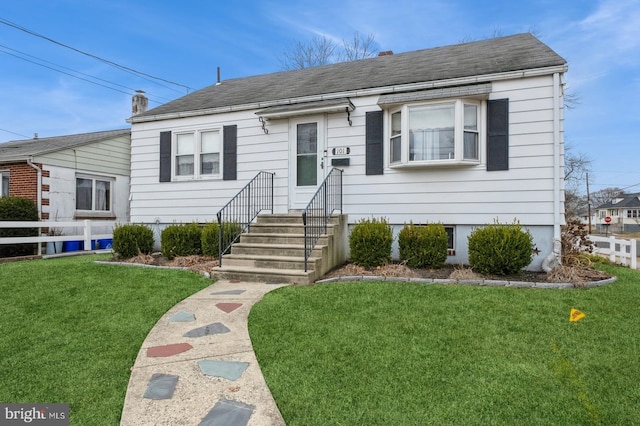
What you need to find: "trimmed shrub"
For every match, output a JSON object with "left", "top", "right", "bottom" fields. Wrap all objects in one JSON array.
[
  {"left": 398, "top": 222, "right": 448, "bottom": 269},
  {"left": 467, "top": 219, "right": 534, "bottom": 275},
  {"left": 112, "top": 224, "right": 154, "bottom": 258},
  {"left": 0, "top": 196, "right": 39, "bottom": 258},
  {"left": 161, "top": 223, "right": 202, "bottom": 260},
  {"left": 349, "top": 217, "right": 393, "bottom": 268},
  {"left": 201, "top": 222, "right": 219, "bottom": 257},
  {"left": 202, "top": 222, "right": 244, "bottom": 257}
]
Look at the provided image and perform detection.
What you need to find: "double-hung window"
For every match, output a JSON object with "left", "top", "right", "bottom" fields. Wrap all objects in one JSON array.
[
  {"left": 174, "top": 130, "right": 221, "bottom": 179},
  {"left": 0, "top": 171, "right": 8, "bottom": 197},
  {"left": 389, "top": 99, "right": 481, "bottom": 166},
  {"left": 76, "top": 175, "right": 113, "bottom": 213}
]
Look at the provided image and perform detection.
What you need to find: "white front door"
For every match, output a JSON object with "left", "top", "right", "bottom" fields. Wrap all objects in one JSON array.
[{"left": 289, "top": 116, "right": 326, "bottom": 210}]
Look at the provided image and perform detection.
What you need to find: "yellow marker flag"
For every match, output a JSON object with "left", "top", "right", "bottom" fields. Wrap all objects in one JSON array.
[{"left": 570, "top": 308, "right": 586, "bottom": 322}]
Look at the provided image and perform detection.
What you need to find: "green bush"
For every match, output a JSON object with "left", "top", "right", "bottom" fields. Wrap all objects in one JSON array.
[
  {"left": 161, "top": 223, "right": 202, "bottom": 260},
  {"left": 201, "top": 222, "right": 219, "bottom": 257},
  {"left": 349, "top": 217, "right": 393, "bottom": 268},
  {"left": 467, "top": 219, "right": 534, "bottom": 275},
  {"left": 112, "top": 224, "right": 154, "bottom": 258},
  {"left": 398, "top": 222, "right": 448, "bottom": 269},
  {"left": 0, "top": 196, "right": 39, "bottom": 258},
  {"left": 201, "top": 222, "right": 244, "bottom": 257}
]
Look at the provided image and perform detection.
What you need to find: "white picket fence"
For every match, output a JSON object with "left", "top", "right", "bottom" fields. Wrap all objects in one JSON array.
[
  {"left": 0, "top": 220, "right": 119, "bottom": 256},
  {"left": 589, "top": 235, "right": 638, "bottom": 270}
]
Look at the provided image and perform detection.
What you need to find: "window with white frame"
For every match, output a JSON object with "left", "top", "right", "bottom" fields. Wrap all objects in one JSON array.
[
  {"left": 627, "top": 209, "right": 639, "bottom": 219},
  {"left": 174, "top": 130, "right": 221, "bottom": 178},
  {"left": 389, "top": 99, "right": 481, "bottom": 165},
  {"left": 0, "top": 171, "right": 8, "bottom": 197},
  {"left": 76, "top": 175, "right": 113, "bottom": 212}
]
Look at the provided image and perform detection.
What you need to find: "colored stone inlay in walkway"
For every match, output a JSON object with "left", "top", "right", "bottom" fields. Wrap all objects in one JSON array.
[
  {"left": 143, "top": 373, "right": 179, "bottom": 400},
  {"left": 198, "top": 398, "right": 255, "bottom": 426},
  {"left": 198, "top": 360, "right": 250, "bottom": 381},
  {"left": 216, "top": 302, "right": 243, "bottom": 313},
  {"left": 183, "top": 322, "right": 230, "bottom": 338},
  {"left": 211, "top": 289, "right": 246, "bottom": 295},
  {"left": 147, "top": 342, "right": 193, "bottom": 357},
  {"left": 169, "top": 310, "right": 196, "bottom": 322}
]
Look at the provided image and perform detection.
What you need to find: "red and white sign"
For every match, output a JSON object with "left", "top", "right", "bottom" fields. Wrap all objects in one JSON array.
[{"left": 604, "top": 216, "right": 612, "bottom": 224}]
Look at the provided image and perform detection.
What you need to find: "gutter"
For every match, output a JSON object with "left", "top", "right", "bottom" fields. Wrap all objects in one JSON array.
[
  {"left": 26, "top": 157, "right": 42, "bottom": 220},
  {"left": 543, "top": 72, "right": 563, "bottom": 272},
  {"left": 128, "top": 65, "right": 568, "bottom": 124}
]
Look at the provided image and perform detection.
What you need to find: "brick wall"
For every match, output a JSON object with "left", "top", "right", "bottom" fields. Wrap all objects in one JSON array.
[{"left": 4, "top": 162, "right": 45, "bottom": 212}]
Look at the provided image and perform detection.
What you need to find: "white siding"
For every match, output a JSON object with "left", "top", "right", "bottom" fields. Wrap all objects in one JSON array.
[
  {"left": 34, "top": 135, "right": 131, "bottom": 176},
  {"left": 42, "top": 164, "right": 129, "bottom": 223},
  {"left": 129, "top": 73, "right": 563, "bottom": 267}
]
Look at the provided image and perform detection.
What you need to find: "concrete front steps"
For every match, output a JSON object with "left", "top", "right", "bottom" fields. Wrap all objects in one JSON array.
[{"left": 212, "top": 213, "right": 347, "bottom": 285}]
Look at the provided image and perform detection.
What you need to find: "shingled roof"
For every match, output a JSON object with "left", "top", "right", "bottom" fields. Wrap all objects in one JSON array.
[
  {"left": 131, "top": 33, "right": 566, "bottom": 122},
  {"left": 596, "top": 193, "right": 640, "bottom": 210},
  {"left": 0, "top": 129, "right": 130, "bottom": 162}
]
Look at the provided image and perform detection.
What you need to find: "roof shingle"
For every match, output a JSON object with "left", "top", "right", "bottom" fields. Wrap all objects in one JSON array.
[{"left": 133, "top": 33, "right": 566, "bottom": 121}]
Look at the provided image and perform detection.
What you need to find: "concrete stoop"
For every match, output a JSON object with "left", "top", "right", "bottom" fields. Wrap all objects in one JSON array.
[{"left": 212, "top": 214, "right": 347, "bottom": 285}]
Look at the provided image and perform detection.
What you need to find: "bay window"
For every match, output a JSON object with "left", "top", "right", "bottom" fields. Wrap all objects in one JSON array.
[
  {"left": 389, "top": 99, "right": 481, "bottom": 166},
  {"left": 174, "top": 130, "right": 221, "bottom": 178},
  {"left": 76, "top": 175, "right": 112, "bottom": 212}
]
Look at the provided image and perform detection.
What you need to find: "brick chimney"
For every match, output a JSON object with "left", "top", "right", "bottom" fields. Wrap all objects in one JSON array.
[
  {"left": 132, "top": 90, "right": 148, "bottom": 115},
  {"left": 378, "top": 51, "right": 394, "bottom": 56}
]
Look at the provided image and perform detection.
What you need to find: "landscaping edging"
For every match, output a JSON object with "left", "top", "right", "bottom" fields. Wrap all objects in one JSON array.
[
  {"left": 315, "top": 275, "right": 618, "bottom": 289},
  {"left": 97, "top": 260, "right": 618, "bottom": 289},
  {"left": 95, "top": 260, "right": 212, "bottom": 279}
]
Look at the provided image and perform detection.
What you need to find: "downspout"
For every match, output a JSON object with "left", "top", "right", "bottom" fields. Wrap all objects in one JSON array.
[
  {"left": 542, "top": 72, "right": 563, "bottom": 272},
  {"left": 26, "top": 157, "right": 42, "bottom": 220}
]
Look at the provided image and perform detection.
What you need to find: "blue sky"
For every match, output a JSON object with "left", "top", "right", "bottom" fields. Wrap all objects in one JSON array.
[{"left": 1, "top": 0, "right": 638, "bottom": 193}]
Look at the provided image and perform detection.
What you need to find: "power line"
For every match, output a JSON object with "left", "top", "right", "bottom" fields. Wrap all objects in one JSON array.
[
  {"left": 0, "top": 17, "right": 193, "bottom": 93},
  {"left": 0, "top": 43, "right": 172, "bottom": 103},
  {"left": 0, "top": 128, "right": 30, "bottom": 139}
]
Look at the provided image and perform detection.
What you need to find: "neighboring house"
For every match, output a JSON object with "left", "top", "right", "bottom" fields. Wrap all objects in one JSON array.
[
  {"left": 127, "top": 33, "right": 567, "bottom": 274},
  {"left": 0, "top": 129, "right": 131, "bottom": 226},
  {"left": 594, "top": 193, "right": 640, "bottom": 233}
]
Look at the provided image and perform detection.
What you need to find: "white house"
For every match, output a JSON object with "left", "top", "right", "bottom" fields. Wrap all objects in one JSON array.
[
  {"left": 594, "top": 193, "right": 640, "bottom": 233},
  {"left": 127, "top": 33, "right": 567, "bottom": 282},
  {"left": 0, "top": 129, "right": 131, "bottom": 226}
]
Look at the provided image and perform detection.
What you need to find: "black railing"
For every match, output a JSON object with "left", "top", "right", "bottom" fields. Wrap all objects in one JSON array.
[
  {"left": 302, "top": 168, "right": 343, "bottom": 272},
  {"left": 217, "top": 171, "right": 274, "bottom": 266}
]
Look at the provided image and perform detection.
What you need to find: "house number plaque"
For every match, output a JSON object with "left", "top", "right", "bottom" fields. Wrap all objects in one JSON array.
[{"left": 332, "top": 147, "right": 350, "bottom": 155}]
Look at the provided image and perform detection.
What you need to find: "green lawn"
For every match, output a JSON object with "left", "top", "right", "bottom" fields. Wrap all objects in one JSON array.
[
  {"left": 249, "top": 264, "right": 640, "bottom": 425},
  {"left": 0, "top": 255, "right": 210, "bottom": 425}
]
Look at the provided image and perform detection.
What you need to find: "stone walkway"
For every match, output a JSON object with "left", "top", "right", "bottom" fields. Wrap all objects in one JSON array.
[{"left": 120, "top": 280, "right": 288, "bottom": 426}]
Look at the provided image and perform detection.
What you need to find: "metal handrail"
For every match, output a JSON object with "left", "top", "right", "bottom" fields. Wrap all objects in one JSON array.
[
  {"left": 302, "top": 168, "right": 343, "bottom": 271},
  {"left": 216, "top": 171, "right": 274, "bottom": 266}
]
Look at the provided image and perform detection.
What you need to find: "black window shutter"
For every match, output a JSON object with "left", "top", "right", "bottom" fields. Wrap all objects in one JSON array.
[
  {"left": 487, "top": 98, "right": 509, "bottom": 171},
  {"left": 223, "top": 125, "right": 237, "bottom": 181},
  {"left": 159, "top": 131, "right": 172, "bottom": 182},
  {"left": 365, "top": 111, "right": 384, "bottom": 175}
]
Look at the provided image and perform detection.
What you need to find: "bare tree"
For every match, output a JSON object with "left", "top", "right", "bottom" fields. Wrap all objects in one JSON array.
[
  {"left": 565, "top": 188, "right": 588, "bottom": 219},
  {"left": 590, "top": 187, "right": 624, "bottom": 209},
  {"left": 279, "top": 32, "right": 378, "bottom": 70},
  {"left": 340, "top": 32, "right": 378, "bottom": 61},
  {"left": 564, "top": 143, "right": 592, "bottom": 190},
  {"left": 279, "top": 36, "right": 337, "bottom": 70}
]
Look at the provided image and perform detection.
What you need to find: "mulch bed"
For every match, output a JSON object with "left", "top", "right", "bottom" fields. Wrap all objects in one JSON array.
[{"left": 110, "top": 253, "right": 613, "bottom": 284}]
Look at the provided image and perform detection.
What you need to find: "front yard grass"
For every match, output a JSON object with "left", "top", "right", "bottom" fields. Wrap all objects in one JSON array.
[
  {"left": 249, "top": 264, "right": 640, "bottom": 425},
  {"left": 0, "top": 254, "right": 210, "bottom": 425}
]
